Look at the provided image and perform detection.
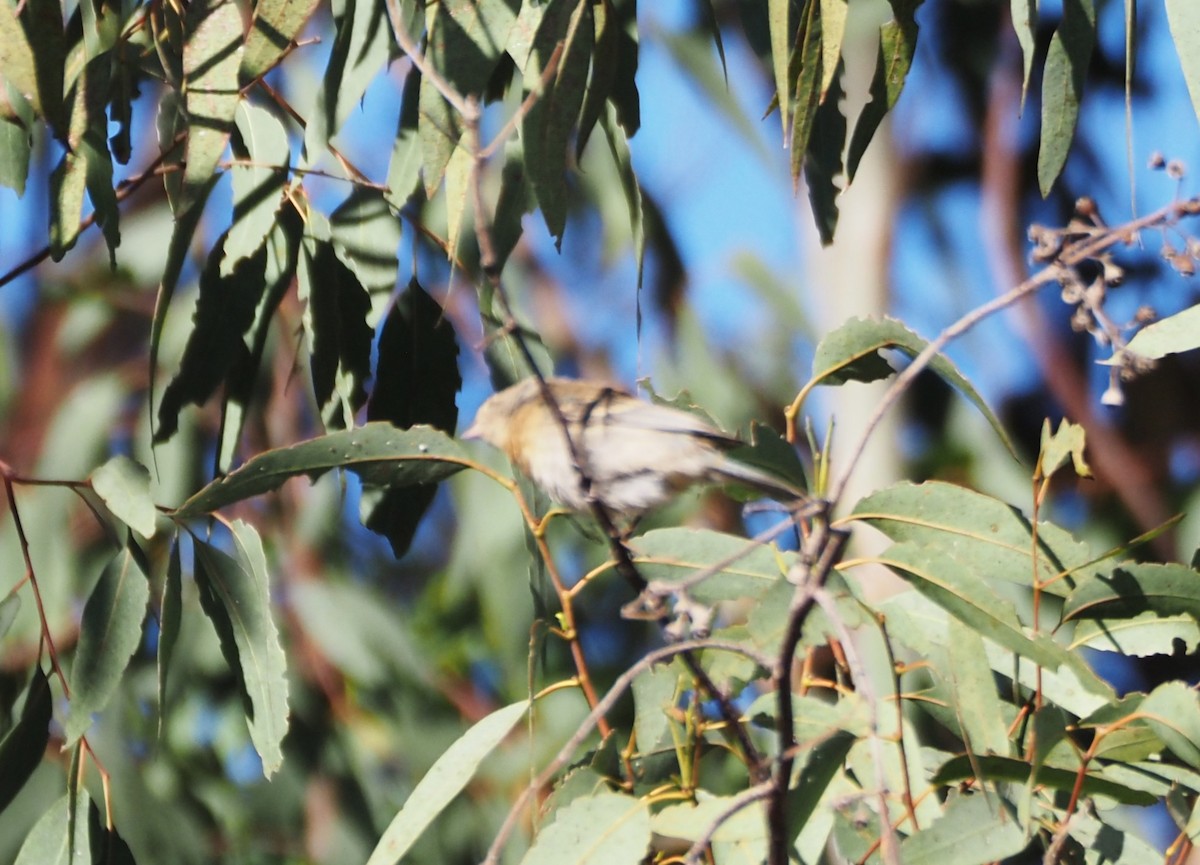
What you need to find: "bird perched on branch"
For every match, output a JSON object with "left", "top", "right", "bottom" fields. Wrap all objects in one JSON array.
[{"left": 463, "top": 377, "right": 805, "bottom": 519}]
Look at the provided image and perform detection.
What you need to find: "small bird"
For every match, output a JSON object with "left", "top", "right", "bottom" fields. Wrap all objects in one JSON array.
[{"left": 463, "top": 377, "right": 805, "bottom": 518}]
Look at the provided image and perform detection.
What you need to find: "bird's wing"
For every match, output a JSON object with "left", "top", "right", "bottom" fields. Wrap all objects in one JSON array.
[{"left": 593, "top": 399, "right": 740, "bottom": 446}]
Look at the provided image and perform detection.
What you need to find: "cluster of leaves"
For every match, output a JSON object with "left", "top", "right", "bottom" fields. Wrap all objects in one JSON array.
[{"left": 5, "top": 0, "right": 1200, "bottom": 863}]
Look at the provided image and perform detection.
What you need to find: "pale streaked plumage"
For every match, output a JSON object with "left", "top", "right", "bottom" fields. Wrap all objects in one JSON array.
[{"left": 463, "top": 377, "right": 803, "bottom": 516}]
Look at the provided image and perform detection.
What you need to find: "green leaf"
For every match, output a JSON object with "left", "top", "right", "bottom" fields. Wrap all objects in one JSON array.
[
  {"left": 91, "top": 455, "right": 157, "bottom": 538},
  {"left": 155, "top": 228, "right": 270, "bottom": 443},
  {"left": 221, "top": 101, "right": 290, "bottom": 276},
  {"left": 65, "top": 535, "right": 151, "bottom": 743},
  {"left": 1125, "top": 303, "right": 1200, "bottom": 359},
  {"left": 850, "top": 481, "right": 1100, "bottom": 598},
  {"left": 784, "top": 729, "right": 857, "bottom": 835},
  {"left": 1011, "top": 0, "right": 1037, "bottom": 111},
  {"left": 0, "top": 592, "right": 19, "bottom": 639},
  {"left": 148, "top": 170, "right": 218, "bottom": 445},
  {"left": 192, "top": 523, "right": 289, "bottom": 776},
  {"left": 330, "top": 187, "right": 402, "bottom": 326},
  {"left": 361, "top": 280, "right": 461, "bottom": 558},
  {"left": 183, "top": 0, "right": 244, "bottom": 208},
  {"left": 386, "top": 66, "right": 423, "bottom": 210},
  {"left": 847, "top": 7, "right": 919, "bottom": 182},
  {"left": 365, "top": 700, "right": 530, "bottom": 865},
  {"left": 0, "top": 114, "right": 33, "bottom": 195},
  {"left": 14, "top": 792, "right": 89, "bottom": 865},
  {"left": 1070, "top": 611, "right": 1200, "bottom": 657},
  {"left": 217, "top": 203, "right": 303, "bottom": 472},
  {"left": 17, "top": 0, "right": 67, "bottom": 131},
  {"left": 302, "top": 0, "right": 390, "bottom": 159},
  {"left": 1063, "top": 562, "right": 1200, "bottom": 621},
  {"left": 626, "top": 528, "right": 795, "bottom": 604},
  {"left": 240, "top": 0, "right": 320, "bottom": 83},
  {"left": 0, "top": 668, "right": 51, "bottom": 814},
  {"left": 652, "top": 794, "right": 766, "bottom": 847},
  {"left": 522, "top": 0, "right": 593, "bottom": 247},
  {"left": 898, "top": 792, "right": 1026, "bottom": 864},
  {"left": 788, "top": 0, "right": 822, "bottom": 179},
  {"left": 808, "top": 316, "right": 1015, "bottom": 455},
  {"left": 931, "top": 758, "right": 1155, "bottom": 807},
  {"left": 767, "top": 0, "right": 792, "bottom": 137},
  {"left": 426, "top": 0, "right": 519, "bottom": 94},
  {"left": 1129, "top": 681, "right": 1200, "bottom": 770},
  {"left": 632, "top": 664, "right": 678, "bottom": 753},
  {"left": 575, "top": 0, "right": 619, "bottom": 159},
  {"left": 1037, "top": 0, "right": 1095, "bottom": 196},
  {"left": 418, "top": 68, "right": 463, "bottom": 199},
  {"left": 872, "top": 542, "right": 1066, "bottom": 670},
  {"left": 521, "top": 791, "right": 651, "bottom": 865},
  {"left": 802, "top": 56, "right": 845, "bottom": 244},
  {"left": 157, "top": 539, "right": 182, "bottom": 737},
  {"left": 1167, "top": 0, "right": 1200, "bottom": 133},
  {"left": 50, "top": 56, "right": 119, "bottom": 263},
  {"left": 298, "top": 230, "right": 374, "bottom": 430},
  {"left": 601, "top": 105, "right": 644, "bottom": 288},
  {"left": 0, "top": 4, "right": 39, "bottom": 117},
  {"left": 174, "top": 423, "right": 470, "bottom": 517},
  {"left": 944, "top": 617, "right": 1012, "bottom": 756}
]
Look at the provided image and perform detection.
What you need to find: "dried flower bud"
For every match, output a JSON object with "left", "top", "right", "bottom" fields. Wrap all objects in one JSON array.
[
  {"left": 1189, "top": 238, "right": 1200, "bottom": 259},
  {"left": 1168, "top": 160, "right": 1187, "bottom": 179},
  {"left": 1149, "top": 152, "right": 1166, "bottom": 170},
  {"left": 1102, "top": 258, "right": 1125, "bottom": 285},
  {"left": 1135, "top": 305, "right": 1157, "bottom": 324},
  {"left": 1070, "top": 308, "right": 1091, "bottom": 331},
  {"left": 1162, "top": 242, "right": 1178, "bottom": 259},
  {"left": 1170, "top": 255, "right": 1196, "bottom": 276},
  {"left": 1061, "top": 281, "right": 1084, "bottom": 304},
  {"left": 1075, "top": 197, "right": 1098, "bottom": 219},
  {"left": 1101, "top": 381, "right": 1125, "bottom": 406}
]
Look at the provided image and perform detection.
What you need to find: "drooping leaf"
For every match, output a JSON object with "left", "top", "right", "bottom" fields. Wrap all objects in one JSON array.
[
  {"left": 298, "top": 227, "right": 374, "bottom": 430},
  {"left": 156, "top": 228, "right": 270, "bottom": 443},
  {"left": 360, "top": 280, "right": 461, "bottom": 558},
  {"left": 0, "top": 667, "right": 51, "bottom": 814},
  {"left": 221, "top": 101, "right": 290, "bottom": 276},
  {"left": 418, "top": 68, "right": 464, "bottom": 198},
  {"left": 0, "top": 593, "right": 19, "bottom": 639},
  {"left": 805, "top": 316, "right": 1015, "bottom": 455},
  {"left": 183, "top": 0, "right": 244, "bottom": 208},
  {"left": 575, "top": 0, "right": 619, "bottom": 159},
  {"left": 330, "top": 187, "right": 403, "bottom": 326},
  {"left": 303, "top": 0, "right": 390, "bottom": 158},
  {"left": 65, "top": 534, "right": 152, "bottom": 743},
  {"left": 425, "top": 0, "right": 519, "bottom": 95},
  {"left": 789, "top": 0, "right": 823, "bottom": 177},
  {"left": 365, "top": 700, "right": 530, "bottom": 865},
  {"left": 91, "top": 455, "right": 157, "bottom": 538},
  {"left": 87, "top": 798, "right": 137, "bottom": 865},
  {"left": 784, "top": 730, "right": 857, "bottom": 839},
  {"left": 192, "top": 523, "right": 289, "bottom": 776},
  {"left": 1011, "top": 0, "right": 1037, "bottom": 111},
  {"left": 385, "top": 65, "right": 423, "bottom": 211},
  {"left": 156, "top": 538, "right": 182, "bottom": 737},
  {"left": 767, "top": 0, "right": 793, "bottom": 137},
  {"left": 216, "top": 202, "right": 303, "bottom": 472},
  {"left": 521, "top": 0, "right": 593, "bottom": 246},
  {"left": 174, "top": 423, "right": 470, "bottom": 517},
  {"left": 898, "top": 791, "right": 1027, "bottom": 865},
  {"left": 240, "top": 0, "right": 321, "bottom": 83},
  {"left": 847, "top": 4, "right": 920, "bottom": 182},
  {"left": 601, "top": 105, "right": 644, "bottom": 288},
  {"left": 803, "top": 59, "right": 845, "bottom": 244},
  {"left": 1037, "top": 0, "right": 1096, "bottom": 196}
]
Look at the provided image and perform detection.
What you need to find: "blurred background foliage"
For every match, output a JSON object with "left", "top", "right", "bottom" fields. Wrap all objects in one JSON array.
[{"left": 3, "top": 0, "right": 1200, "bottom": 862}]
